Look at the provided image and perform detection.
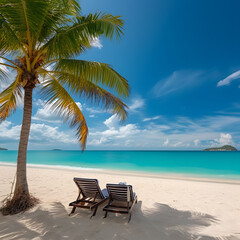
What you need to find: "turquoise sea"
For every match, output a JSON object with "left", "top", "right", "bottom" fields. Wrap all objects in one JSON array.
[{"left": 0, "top": 151, "right": 240, "bottom": 179}]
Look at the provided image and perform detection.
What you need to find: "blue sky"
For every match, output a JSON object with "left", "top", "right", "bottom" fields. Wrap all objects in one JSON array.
[{"left": 1, "top": 0, "right": 240, "bottom": 150}]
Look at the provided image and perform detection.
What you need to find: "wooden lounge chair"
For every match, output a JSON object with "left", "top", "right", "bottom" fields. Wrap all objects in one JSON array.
[
  {"left": 69, "top": 177, "right": 109, "bottom": 217},
  {"left": 103, "top": 184, "right": 138, "bottom": 222}
]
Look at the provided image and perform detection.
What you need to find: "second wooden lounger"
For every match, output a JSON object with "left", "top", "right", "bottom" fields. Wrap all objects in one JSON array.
[
  {"left": 103, "top": 184, "right": 138, "bottom": 222},
  {"left": 69, "top": 177, "right": 109, "bottom": 217}
]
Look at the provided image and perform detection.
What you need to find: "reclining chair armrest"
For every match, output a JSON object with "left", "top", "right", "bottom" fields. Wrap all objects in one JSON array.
[
  {"left": 90, "top": 197, "right": 110, "bottom": 210},
  {"left": 129, "top": 195, "right": 138, "bottom": 214}
]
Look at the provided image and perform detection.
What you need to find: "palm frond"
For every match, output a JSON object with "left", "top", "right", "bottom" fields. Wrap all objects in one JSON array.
[
  {"left": 34, "top": 0, "right": 81, "bottom": 46},
  {"left": 40, "top": 75, "right": 88, "bottom": 149},
  {"left": 41, "top": 12, "right": 124, "bottom": 59},
  {"left": 0, "top": 0, "right": 81, "bottom": 55},
  {"left": 73, "top": 80, "right": 128, "bottom": 121},
  {"left": 0, "top": 58, "right": 10, "bottom": 81},
  {"left": 0, "top": 75, "right": 23, "bottom": 121},
  {"left": 76, "top": 12, "right": 124, "bottom": 39},
  {"left": 55, "top": 59, "right": 129, "bottom": 98},
  {"left": 0, "top": 15, "right": 23, "bottom": 55},
  {"left": 45, "top": 71, "right": 128, "bottom": 121},
  {"left": 0, "top": 0, "right": 43, "bottom": 44}
]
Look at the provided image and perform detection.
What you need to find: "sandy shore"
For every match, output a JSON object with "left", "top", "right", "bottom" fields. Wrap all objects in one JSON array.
[{"left": 0, "top": 165, "right": 240, "bottom": 240}]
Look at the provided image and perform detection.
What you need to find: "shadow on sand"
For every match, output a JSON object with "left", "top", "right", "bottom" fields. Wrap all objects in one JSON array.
[{"left": 0, "top": 201, "right": 238, "bottom": 240}]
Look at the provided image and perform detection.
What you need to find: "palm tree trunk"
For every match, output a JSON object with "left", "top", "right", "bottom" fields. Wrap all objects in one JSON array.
[{"left": 13, "top": 86, "right": 33, "bottom": 198}]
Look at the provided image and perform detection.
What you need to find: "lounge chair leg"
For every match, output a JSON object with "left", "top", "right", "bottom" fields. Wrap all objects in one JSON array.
[
  {"left": 128, "top": 213, "right": 132, "bottom": 223},
  {"left": 91, "top": 207, "right": 98, "bottom": 218},
  {"left": 69, "top": 206, "right": 76, "bottom": 216},
  {"left": 104, "top": 211, "right": 108, "bottom": 218}
]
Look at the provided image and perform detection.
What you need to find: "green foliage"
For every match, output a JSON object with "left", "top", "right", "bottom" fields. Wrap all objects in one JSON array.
[
  {"left": 0, "top": 76, "right": 23, "bottom": 121},
  {"left": 0, "top": 0, "right": 129, "bottom": 149},
  {"left": 203, "top": 145, "right": 237, "bottom": 151},
  {"left": 0, "top": 147, "right": 7, "bottom": 150}
]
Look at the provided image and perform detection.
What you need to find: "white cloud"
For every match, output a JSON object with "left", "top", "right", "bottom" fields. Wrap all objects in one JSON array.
[
  {"left": 33, "top": 100, "right": 83, "bottom": 123},
  {"left": 128, "top": 98, "right": 145, "bottom": 111},
  {"left": 0, "top": 121, "right": 75, "bottom": 148},
  {"left": 90, "top": 37, "right": 103, "bottom": 49},
  {"left": 87, "top": 114, "right": 240, "bottom": 149},
  {"left": 104, "top": 114, "right": 119, "bottom": 129},
  {"left": 33, "top": 104, "right": 61, "bottom": 123},
  {"left": 152, "top": 70, "right": 204, "bottom": 97},
  {"left": 217, "top": 70, "right": 240, "bottom": 87},
  {"left": 29, "top": 123, "right": 74, "bottom": 144},
  {"left": 88, "top": 115, "right": 140, "bottom": 146},
  {"left": 143, "top": 116, "right": 161, "bottom": 122},
  {"left": 0, "top": 121, "right": 21, "bottom": 140},
  {"left": 194, "top": 139, "right": 200, "bottom": 146},
  {"left": 2, "top": 112, "right": 240, "bottom": 150},
  {"left": 215, "top": 133, "right": 233, "bottom": 145},
  {"left": 163, "top": 138, "right": 169, "bottom": 146}
]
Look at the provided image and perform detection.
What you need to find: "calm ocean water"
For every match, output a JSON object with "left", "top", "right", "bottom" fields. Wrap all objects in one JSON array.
[{"left": 0, "top": 150, "right": 240, "bottom": 179}]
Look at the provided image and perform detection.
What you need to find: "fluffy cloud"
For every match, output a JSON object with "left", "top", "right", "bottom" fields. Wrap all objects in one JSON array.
[
  {"left": 32, "top": 100, "right": 83, "bottom": 123},
  {"left": 32, "top": 105, "right": 61, "bottom": 123},
  {"left": 0, "top": 121, "right": 21, "bottom": 140},
  {"left": 217, "top": 70, "right": 240, "bottom": 87},
  {"left": 215, "top": 133, "right": 233, "bottom": 145},
  {"left": 29, "top": 123, "right": 74, "bottom": 144},
  {"left": 88, "top": 115, "right": 140, "bottom": 146},
  {"left": 0, "top": 121, "right": 75, "bottom": 148},
  {"left": 104, "top": 114, "right": 119, "bottom": 129},
  {"left": 87, "top": 114, "right": 240, "bottom": 149},
  {"left": 1, "top": 112, "right": 240, "bottom": 150},
  {"left": 90, "top": 37, "right": 103, "bottom": 49}
]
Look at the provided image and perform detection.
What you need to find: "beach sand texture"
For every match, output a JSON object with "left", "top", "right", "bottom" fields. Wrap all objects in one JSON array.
[{"left": 0, "top": 165, "right": 240, "bottom": 240}]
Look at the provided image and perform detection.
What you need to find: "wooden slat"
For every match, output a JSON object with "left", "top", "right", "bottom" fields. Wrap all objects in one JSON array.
[{"left": 74, "top": 178, "right": 104, "bottom": 199}]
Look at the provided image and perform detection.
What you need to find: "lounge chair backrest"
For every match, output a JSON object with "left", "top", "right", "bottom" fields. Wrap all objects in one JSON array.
[
  {"left": 74, "top": 177, "right": 104, "bottom": 199},
  {"left": 106, "top": 184, "right": 134, "bottom": 202}
]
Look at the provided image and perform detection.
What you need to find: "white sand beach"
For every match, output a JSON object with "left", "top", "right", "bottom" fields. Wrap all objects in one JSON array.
[{"left": 0, "top": 165, "right": 240, "bottom": 240}]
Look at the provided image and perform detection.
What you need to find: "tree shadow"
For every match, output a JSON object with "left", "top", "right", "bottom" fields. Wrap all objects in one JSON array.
[{"left": 0, "top": 201, "right": 238, "bottom": 240}]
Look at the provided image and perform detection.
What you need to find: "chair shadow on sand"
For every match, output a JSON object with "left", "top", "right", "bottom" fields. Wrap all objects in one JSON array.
[{"left": 0, "top": 201, "right": 238, "bottom": 240}]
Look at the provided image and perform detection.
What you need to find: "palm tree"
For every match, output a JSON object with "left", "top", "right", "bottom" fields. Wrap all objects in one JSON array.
[{"left": 0, "top": 0, "right": 129, "bottom": 215}]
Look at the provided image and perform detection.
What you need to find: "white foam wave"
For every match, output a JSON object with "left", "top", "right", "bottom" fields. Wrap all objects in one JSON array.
[{"left": 0, "top": 161, "right": 101, "bottom": 171}]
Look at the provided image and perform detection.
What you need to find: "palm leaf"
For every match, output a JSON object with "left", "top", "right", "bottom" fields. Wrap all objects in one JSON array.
[
  {"left": 41, "top": 12, "right": 124, "bottom": 59},
  {"left": 0, "top": 75, "right": 23, "bottom": 121},
  {"left": 45, "top": 71, "right": 128, "bottom": 121},
  {"left": 55, "top": 59, "right": 129, "bottom": 98},
  {"left": 40, "top": 75, "right": 88, "bottom": 149},
  {"left": 73, "top": 80, "right": 128, "bottom": 121},
  {"left": 0, "top": 15, "right": 23, "bottom": 55},
  {"left": 0, "top": 58, "right": 10, "bottom": 81},
  {"left": 34, "top": 0, "right": 81, "bottom": 46},
  {"left": 0, "top": 0, "right": 81, "bottom": 55}
]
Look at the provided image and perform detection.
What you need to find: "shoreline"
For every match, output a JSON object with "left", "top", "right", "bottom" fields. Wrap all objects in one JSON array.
[{"left": 1, "top": 161, "right": 240, "bottom": 185}]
